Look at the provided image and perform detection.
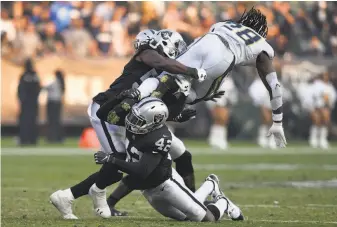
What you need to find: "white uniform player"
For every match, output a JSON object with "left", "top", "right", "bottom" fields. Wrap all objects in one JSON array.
[
  {"left": 151, "top": 9, "right": 287, "bottom": 148},
  {"left": 302, "top": 77, "right": 336, "bottom": 148}
]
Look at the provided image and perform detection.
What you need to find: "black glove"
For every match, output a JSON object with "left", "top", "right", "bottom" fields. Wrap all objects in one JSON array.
[
  {"left": 204, "top": 90, "right": 225, "bottom": 102},
  {"left": 94, "top": 151, "right": 115, "bottom": 164},
  {"left": 117, "top": 88, "right": 141, "bottom": 101},
  {"left": 173, "top": 108, "right": 196, "bottom": 123}
]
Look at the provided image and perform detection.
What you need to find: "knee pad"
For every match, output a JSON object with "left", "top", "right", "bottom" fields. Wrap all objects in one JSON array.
[{"left": 174, "top": 150, "right": 194, "bottom": 177}]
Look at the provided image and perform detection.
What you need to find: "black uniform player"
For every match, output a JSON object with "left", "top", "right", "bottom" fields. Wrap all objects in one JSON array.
[{"left": 95, "top": 98, "right": 244, "bottom": 222}]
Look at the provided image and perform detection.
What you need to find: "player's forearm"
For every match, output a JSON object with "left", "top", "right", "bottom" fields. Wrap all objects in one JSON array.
[
  {"left": 112, "top": 153, "right": 160, "bottom": 179},
  {"left": 157, "top": 58, "right": 198, "bottom": 78},
  {"left": 263, "top": 72, "right": 283, "bottom": 123}
]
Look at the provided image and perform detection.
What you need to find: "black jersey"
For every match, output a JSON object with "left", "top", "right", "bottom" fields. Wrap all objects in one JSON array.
[
  {"left": 123, "top": 125, "right": 172, "bottom": 190},
  {"left": 93, "top": 45, "right": 159, "bottom": 105}
]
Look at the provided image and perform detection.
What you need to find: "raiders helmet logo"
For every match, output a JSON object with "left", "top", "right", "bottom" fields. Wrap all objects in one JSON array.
[
  {"left": 161, "top": 31, "right": 172, "bottom": 40},
  {"left": 154, "top": 114, "right": 164, "bottom": 124}
]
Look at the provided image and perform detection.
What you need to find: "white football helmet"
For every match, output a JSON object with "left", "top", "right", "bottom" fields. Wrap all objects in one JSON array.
[
  {"left": 133, "top": 29, "right": 157, "bottom": 52},
  {"left": 149, "top": 29, "right": 187, "bottom": 59},
  {"left": 125, "top": 97, "right": 169, "bottom": 134}
]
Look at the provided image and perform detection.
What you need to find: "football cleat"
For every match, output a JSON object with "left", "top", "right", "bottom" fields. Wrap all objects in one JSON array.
[
  {"left": 109, "top": 207, "right": 128, "bottom": 216},
  {"left": 89, "top": 184, "right": 111, "bottom": 218},
  {"left": 205, "top": 174, "right": 222, "bottom": 200},
  {"left": 50, "top": 189, "right": 78, "bottom": 219},
  {"left": 209, "top": 139, "right": 228, "bottom": 150},
  {"left": 216, "top": 195, "right": 244, "bottom": 221}
]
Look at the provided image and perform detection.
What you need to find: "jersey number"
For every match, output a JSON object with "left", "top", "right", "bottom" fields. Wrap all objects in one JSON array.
[
  {"left": 127, "top": 146, "right": 141, "bottom": 162},
  {"left": 155, "top": 138, "right": 172, "bottom": 152},
  {"left": 222, "top": 21, "right": 262, "bottom": 46}
]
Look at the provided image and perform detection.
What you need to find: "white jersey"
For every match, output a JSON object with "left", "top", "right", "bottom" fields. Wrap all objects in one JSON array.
[{"left": 209, "top": 21, "right": 274, "bottom": 66}]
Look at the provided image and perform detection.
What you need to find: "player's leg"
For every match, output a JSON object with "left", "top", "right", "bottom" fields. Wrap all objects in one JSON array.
[
  {"left": 260, "top": 106, "right": 276, "bottom": 149},
  {"left": 206, "top": 94, "right": 230, "bottom": 150},
  {"left": 170, "top": 132, "right": 196, "bottom": 192},
  {"left": 142, "top": 168, "right": 208, "bottom": 222},
  {"left": 309, "top": 109, "right": 321, "bottom": 148},
  {"left": 50, "top": 102, "right": 125, "bottom": 218},
  {"left": 319, "top": 107, "right": 330, "bottom": 149}
]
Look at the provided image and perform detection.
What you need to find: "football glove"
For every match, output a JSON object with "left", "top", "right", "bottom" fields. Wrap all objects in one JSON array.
[
  {"left": 196, "top": 68, "right": 207, "bottom": 82},
  {"left": 267, "top": 122, "right": 287, "bottom": 148},
  {"left": 117, "top": 88, "right": 141, "bottom": 101},
  {"left": 173, "top": 108, "right": 196, "bottom": 123},
  {"left": 94, "top": 151, "right": 115, "bottom": 164},
  {"left": 204, "top": 90, "right": 225, "bottom": 102}
]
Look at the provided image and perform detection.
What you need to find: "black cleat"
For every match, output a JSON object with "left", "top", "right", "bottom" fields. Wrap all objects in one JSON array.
[{"left": 109, "top": 207, "right": 128, "bottom": 216}]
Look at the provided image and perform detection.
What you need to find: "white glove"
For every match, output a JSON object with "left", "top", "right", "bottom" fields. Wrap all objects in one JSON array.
[
  {"left": 196, "top": 68, "right": 207, "bottom": 82},
  {"left": 267, "top": 122, "right": 287, "bottom": 148}
]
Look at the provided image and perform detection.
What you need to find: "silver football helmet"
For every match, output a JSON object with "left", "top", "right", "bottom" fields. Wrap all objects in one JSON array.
[
  {"left": 125, "top": 97, "right": 169, "bottom": 134},
  {"left": 149, "top": 29, "right": 187, "bottom": 59},
  {"left": 133, "top": 29, "right": 157, "bottom": 52}
]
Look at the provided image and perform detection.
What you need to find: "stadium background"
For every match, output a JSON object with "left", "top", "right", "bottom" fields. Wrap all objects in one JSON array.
[{"left": 1, "top": 1, "right": 337, "bottom": 141}]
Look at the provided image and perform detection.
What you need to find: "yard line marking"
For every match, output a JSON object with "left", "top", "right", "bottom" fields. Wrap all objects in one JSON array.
[
  {"left": 194, "top": 163, "right": 337, "bottom": 171},
  {"left": 2, "top": 147, "right": 337, "bottom": 156},
  {"left": 95, "top": 215, "right": 337, "bottom": 224}
]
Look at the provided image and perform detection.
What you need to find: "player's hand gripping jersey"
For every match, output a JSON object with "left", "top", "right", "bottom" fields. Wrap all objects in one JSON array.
[{"left": 209, "top": 21, "right": 274, "bottom": 66}]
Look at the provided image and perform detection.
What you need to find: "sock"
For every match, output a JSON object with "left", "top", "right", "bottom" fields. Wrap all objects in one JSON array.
[
  {"left": 95, "top": 162, "right": 123, "bottom": 190},
  {"left": 107, "top": 181, "right": 133, "bottom": 207},
  {"left": 174, "top": 151, "right": 195, "bottom": 192},
  {"left": 70, "top": 172, "right": 99, "bottom": 199},
  {"left": 209, "top": 124, "right": 225, "bottom": 142},
  {"left": 182, "top": 174, "right": 196, "bottom": 192},
  {"left": 207, "top": 198, "right": 228, "bottom": 221},
  {"left": 309, "top": 125, "right": 318, "bottom": 144},
  {"left": 195, "top": 180, "right": 214, "bottom": 202},
  {"left": 319, "top": 126, "right": 328, "bottom": 141},
  {"left": 258, "top": 124, "right": 268, "bottom": 146}
]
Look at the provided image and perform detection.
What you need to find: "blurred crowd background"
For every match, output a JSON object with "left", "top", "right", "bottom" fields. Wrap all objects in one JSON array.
[
  {"left": 1, "top": 1, "right": 337, "bottom": 61},
  {"left": 1, "top": 1, "right": 337, "bottom": 146}
]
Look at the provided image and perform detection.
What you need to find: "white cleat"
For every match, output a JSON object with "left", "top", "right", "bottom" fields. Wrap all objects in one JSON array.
[
  {"left": 89, "top": 184, "right": 111, "bottom": 219},
  {"left": 257, "top": 137, "right": 268, "bottom": 148},
  {"left": 320, "top": 139, "right": 330, "bottom": 150},
  {"left": 209, "top": 140, "right": 228, "bottom": 150},
  {"left": 215, "top": 194, "right": 244, "bottom": 221},
  {"left": 268, "top": 135, "right": 277, "bottom": 150},
  {"left": 205, "top": 174, "right": 222, "bottom": 200},
  {"left": 309, "top": 138, "right": 319, "bottom": 148},
  {"left": 50, "top": 189, "right": 78, "bottom": 219},
  {"left": 224, "top": 196, "right": 244, "bottom": 221}
]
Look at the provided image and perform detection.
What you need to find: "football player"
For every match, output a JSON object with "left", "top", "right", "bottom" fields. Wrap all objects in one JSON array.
[
  {"left": 135, "top": 8, "right": 287, "bottom": 148},
  {"left": 94, "top": 97, "right": 244, "bottom": 221},
  {"left": 301, "top": 71, "right": 336, "bottom": 149},
  {"left": 50, "top": 29, "right": 206, "bottom": 219}
]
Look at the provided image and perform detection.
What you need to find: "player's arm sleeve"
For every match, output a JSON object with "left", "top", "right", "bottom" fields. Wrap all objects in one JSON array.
[
  {"left": 137, "top": 77, "right": 160, "bottom": 99},
  {"left": 256, "top": 51, "right": 283, "bottom": 123},
  {"left": 96, "top": 96, "right": 124, "bottom": 121},
  {"left": 138, "top": 49, "right": 198, "bottom": 79},
  {"left": 112, "top": 152, "right": 162, "bottom": 179}
]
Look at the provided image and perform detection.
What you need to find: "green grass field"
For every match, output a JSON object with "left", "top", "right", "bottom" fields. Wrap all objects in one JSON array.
[{"left": 1, "top": 138, "right": 337, "bottom": 227}]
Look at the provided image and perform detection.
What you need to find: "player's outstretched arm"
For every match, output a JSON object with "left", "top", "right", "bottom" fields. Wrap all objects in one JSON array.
[
  {"left": 94, "top": 151, "right": 162, "bottom": 179},
  {"left": 138, "top": 49, "right": 206, "bottom": 82},
  {"left": 256, "top": 52, "right": 287, "bottom": 148}
]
